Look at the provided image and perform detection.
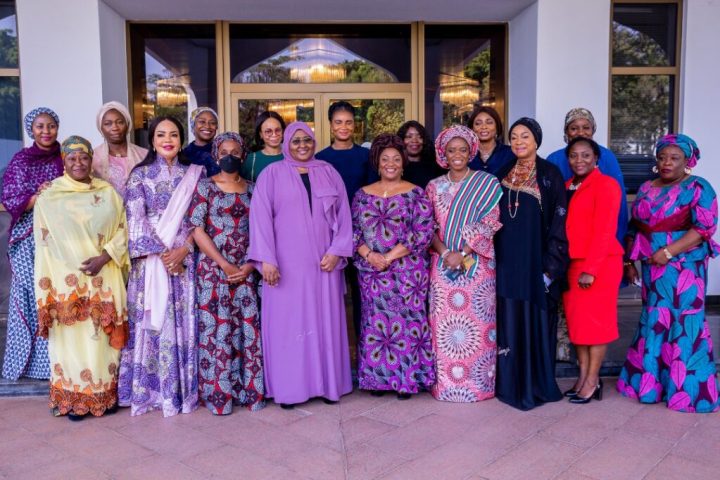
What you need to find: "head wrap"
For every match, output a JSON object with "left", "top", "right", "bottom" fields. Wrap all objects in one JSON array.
[
  {"left": 509, "top": 117, "right": 543, "bottom": 149},
  {"left": 190, "top": 107, "right": 219, "bottom": 131},
  {"left": 96, "top": 101, "right": 133, "bottom": 143},
  {"left": 211, "top": 131, "right": 246, "bottom": 161},
  {"left": 282, "top": 122, "right": 324, "bottom": 168},
  {"left": 563, "top": 107, "right": 596, "bottom": 142},
  {"left": 655, "top": 133, "right": 701, "bottom": 168},
  {"left": 434, "top": 125, "right": 479, "bottom": 169},
  {"left": 61, "top": 135, "right": 93, "bottom": 160},
  {"left": 24, "top": 107, "right": 60, "bottom": 138}
]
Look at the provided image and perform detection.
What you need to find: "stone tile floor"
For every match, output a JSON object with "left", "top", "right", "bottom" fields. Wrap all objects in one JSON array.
[{"left": 1, "top": 378, "right": 718, "bottom": 480}]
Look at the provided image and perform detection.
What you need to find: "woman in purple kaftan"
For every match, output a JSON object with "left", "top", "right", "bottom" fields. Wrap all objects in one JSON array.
[
  {"left": 249, "top": 121, "right": 353, "bottom": 407},
  {"left": 118, "top": 117, "right": 203, "bottom": 417}
]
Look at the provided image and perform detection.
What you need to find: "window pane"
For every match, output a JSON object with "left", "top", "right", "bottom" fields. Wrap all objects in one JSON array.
[
  {"left": 0, "top": 1, "right": 18, "bottom": 69},
  {"left": 611, "top": 74, "right": 673, "bottom": 156},
  {"left": 129, "top": 24, "right": 217, "bottom": 147},
  {"left": 424, "top": 24, "right": 506, "bottom": 138},
  {"left": 612, "top": 3, "right": 677, "bottom": 67},
  {"left": 327, "top": 98, "right": 405, "bottom": 144},
  {"left": 0, "top": 76, "right": 21, "bottom": 176},
  {"left": 229, "top": 24, "right": 411, "bottom": 84},
  {"left": 237, "top": 99, "right": 316, "bottom": 145}
]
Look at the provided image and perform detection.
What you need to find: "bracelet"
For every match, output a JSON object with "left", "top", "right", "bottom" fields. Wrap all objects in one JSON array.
[
  {"left": 364, "top": 250, "right": 372, "bottom": 261},
  {"left": 460, "top": 251, "right": 468, "bottom": 258},
  {"left": 441, "top": 249, "right": 450, "bottom": 259},
  {"left": 623, "top": 261, "right": 634, "bottom": 267},
  {"left": 184, "top": 241, "right": 194, "bottom": 254},
  {"left": 662, "top": 247, "right": 673, "bottom": 260}
]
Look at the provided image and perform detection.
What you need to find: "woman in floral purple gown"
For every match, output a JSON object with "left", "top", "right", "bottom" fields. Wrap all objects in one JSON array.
[
  {"left": 352, "top": 134, "right": 435, "bottom": 399},
  {"left": 618, "top": 134, "right": 719, "bottom": 413},
  {"left": 118, "top": 116, "right": 203, "bottom": 417}
]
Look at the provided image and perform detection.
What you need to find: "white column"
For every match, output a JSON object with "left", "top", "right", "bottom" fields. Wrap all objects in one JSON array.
[
  {"left": 681, "top": 0, "right": 720, "bottom": 295},
  {"left": 16, "top": 0, "right": 127, "bottom": 147},
  {"left": 510, "top": 0, "right": 611, "bottom": 155}
]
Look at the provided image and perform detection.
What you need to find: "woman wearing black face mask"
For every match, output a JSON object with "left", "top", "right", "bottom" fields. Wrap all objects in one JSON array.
[{"left": 187, "top": 131, "right": 265, "bottom": 414}]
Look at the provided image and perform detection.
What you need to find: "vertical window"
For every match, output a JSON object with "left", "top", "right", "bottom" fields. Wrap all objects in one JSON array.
[
  {"left": 0, "top": 0, "right": 20, "bottom": 178},
  {"left": 129, "top": 24, "right": 217, "bottom": 147},
  {"left": 610, "top": 1, "right": 681, "bottom": 191},
  {"left": 423, "top": 24, "right": 506, "bottom": 139}
]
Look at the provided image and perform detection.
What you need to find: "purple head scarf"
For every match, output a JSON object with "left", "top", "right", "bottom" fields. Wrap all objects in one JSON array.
[
  {"left": 655, "top": 133, "right": 701, "bottom": 168},
  {"left": 434, "top": 125, "right": 479, "bottom": 169},
  {"left": 282, "top": 122, "right": 323, "bottom": 168}
]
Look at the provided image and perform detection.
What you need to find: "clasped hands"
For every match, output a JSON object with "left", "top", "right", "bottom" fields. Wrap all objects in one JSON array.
[
  {"left": 261, "top": 252, "right": 340, "bottom": 287},
  {"left": 220, "top": 261, "right": 255, "bottom": 284},
  {"left": 161, "top": 247, "right": 189, "bottom": 277}
]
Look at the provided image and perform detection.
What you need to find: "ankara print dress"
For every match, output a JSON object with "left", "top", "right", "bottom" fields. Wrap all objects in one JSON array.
[
  {"left": 188, "top": 179, "right": 265, "bottom": 414},
  {"left": 352, "top": 187, "right": 435, "bottom": 394},
  {"left": 426, "top": 172, "right": 502, "bottom": 402},
  {"left": 617, "top": 176, "right": 720, "bottom": 413}
]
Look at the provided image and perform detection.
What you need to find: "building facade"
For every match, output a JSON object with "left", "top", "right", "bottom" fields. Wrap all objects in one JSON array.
[{"left": 1, "top": 0, "right": 719, "bottom": 293}]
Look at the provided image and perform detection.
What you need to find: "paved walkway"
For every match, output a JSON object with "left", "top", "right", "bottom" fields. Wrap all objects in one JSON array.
[{"left": 1, "top": 378, "right": 718, "bottom": 480}]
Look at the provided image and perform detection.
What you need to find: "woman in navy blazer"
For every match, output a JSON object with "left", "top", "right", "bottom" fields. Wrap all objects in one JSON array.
[{"left": 563, "top": 137, "right": 624, "bottom": 404}]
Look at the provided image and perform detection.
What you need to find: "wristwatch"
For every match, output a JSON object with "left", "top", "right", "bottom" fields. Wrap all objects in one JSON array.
[{"left": 662, "top": 247, "right": 673, "bottom": 260}]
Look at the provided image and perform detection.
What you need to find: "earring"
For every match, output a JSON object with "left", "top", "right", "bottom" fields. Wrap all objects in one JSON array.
[
  {"left": 652, "top": 165, "right": 659, "bottom": 174},
  {"left": 684, "top": 167, "right": 692, "bottom": 174}
]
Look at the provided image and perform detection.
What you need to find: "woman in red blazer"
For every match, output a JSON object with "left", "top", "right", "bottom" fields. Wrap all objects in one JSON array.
[{"left": 563, "top": 137, "right": 624, "bottom": 403}]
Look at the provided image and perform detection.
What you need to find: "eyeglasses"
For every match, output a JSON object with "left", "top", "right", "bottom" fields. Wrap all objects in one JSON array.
[
  {"left": 291, "top": 137, "right": 314, "bottom": 146},
  {"left": 262, "top": 128, "right": 283, "bottom": 136}
]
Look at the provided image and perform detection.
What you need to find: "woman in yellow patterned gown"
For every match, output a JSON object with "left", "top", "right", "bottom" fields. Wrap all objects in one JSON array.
[{"left": 33, "top": 135, "right": 129, "bottom": 420}]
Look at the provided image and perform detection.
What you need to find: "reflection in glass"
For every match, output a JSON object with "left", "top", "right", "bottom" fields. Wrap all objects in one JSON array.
[
  {"left": 235, "top": 38, "right": 396, "bottom": 84},
  {"left": 230, "top": 24, "right": 411, "bottom": 84},
  {"left": 611, "top": 75, "right": 673, "bottom": 156},
  {"left": 0, "top": 1, "right": 18, "bottom": 69},
  {"left": 328, "top": 99, "right": 405, "bottom": 144},
  {"left": 424, "top": 25, "right": 505, "bottom": 138},
  {"left": 0, "top": 76, "right": 21, "bottom": 174},
  {"left": 129, "top": 24, "right": 217, "bottom": 147},
  {"left": 612, "top": 3, "right": 677, "bottom": 67},
  {"left": 237, "top": 99, "right": 315, "bottom": 145}
]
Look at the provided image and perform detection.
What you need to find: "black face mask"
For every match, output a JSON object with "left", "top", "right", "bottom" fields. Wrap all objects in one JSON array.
[{"left": 219, "top": 154, "right": 242, "bottom": 173}]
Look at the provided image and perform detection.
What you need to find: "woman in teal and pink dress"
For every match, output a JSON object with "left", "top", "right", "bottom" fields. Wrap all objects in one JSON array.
[
  {"left": 426, "top": 125, "right": 503, "bottom": 402},
  {"left": 618, "top": 134, "right": 720, "bottom": 413}
]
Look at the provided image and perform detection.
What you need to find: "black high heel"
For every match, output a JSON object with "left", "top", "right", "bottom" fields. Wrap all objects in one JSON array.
[
  {"left": 569, "top": 380, "right": 603, "bottom": 404},
  {"left": 563, "top": 388, "right": 579, "bottom": 398}
]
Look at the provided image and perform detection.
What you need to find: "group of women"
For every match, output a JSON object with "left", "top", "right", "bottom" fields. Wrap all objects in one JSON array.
[{"left": 2, "top": 99, "right": 718, "bottom": 420}]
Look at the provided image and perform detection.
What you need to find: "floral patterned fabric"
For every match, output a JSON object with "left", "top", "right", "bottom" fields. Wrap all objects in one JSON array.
[
  {"left": 188, "top": 179, "right": 265, "bottom": 414},
  {"left": 118, "top": 158, "right": 201, "bottom": 417},
  {"left": 426, "top": 173, "right": 502, "bottom": 402},
  {"left": 617, "top": 176, "right": 720, "bottom": 413},
  {"left": 351, "top": 187, "right": 435, "bottom": 394}
]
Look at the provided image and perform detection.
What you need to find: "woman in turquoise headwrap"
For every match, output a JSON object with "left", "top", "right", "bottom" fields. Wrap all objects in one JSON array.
[{"left": 617, "top": 133, "right": 720, "bottom": 413}]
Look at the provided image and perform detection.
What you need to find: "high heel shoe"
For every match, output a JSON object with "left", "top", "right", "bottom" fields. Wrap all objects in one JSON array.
[
  {"left": 569, "top": 381, "right": 603, "bottom": 404},
  {"left": 563, "top": 388, "right": 579, "bottom": 398}
]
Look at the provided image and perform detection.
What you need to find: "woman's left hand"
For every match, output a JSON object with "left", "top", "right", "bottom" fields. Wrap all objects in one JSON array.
[
  {"left": 649, "top": 249, "right": 670, "bottom": 266},
  {"left": 228, "top": 263, "right": 255, "bottom": 283},
  {"left": 79, "top": 251, "right": 112, "bottom": 276},
  {"left": 443, "top": 252, "right": 464, "bottom": 270},
  {"left": 577, "top": 272, "right": 595, "bottom": 289},
  {"left": 162, "top": 247, "right": 189, "bottom": 276},
  {"left": 320, "top": 253, "right": 340, "bottom": 272}
]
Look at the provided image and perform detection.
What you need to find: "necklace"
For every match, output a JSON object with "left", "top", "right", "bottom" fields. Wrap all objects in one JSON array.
[
  {"left": 507, "top": 162, "right": 536, "bottom": 219},
  {"left": 381, "top": 181, "right": 403, "bottom": 198},
  {"left": 447, "top": 168, "right": 471, "bottom": 184}
]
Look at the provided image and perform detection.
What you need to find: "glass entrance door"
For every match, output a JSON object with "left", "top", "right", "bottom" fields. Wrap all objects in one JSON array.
[{"left": 231, "top": 92, "right": 411, "bottom": 149}]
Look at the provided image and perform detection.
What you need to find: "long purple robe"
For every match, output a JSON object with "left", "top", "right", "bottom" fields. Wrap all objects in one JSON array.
[
  {"left": 1, "top": 143, "right": 63, "bottom": 380},
  {"left": 117, "top": 157, "right": 201, "bottom": 417},
  {"left": 249, "top": 160, "right": 353, "bottom": 404}
]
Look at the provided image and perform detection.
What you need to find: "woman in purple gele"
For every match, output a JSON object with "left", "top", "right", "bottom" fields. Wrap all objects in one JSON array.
[{"left": 249, "top": 121, "right": 353, "bottom": 409}]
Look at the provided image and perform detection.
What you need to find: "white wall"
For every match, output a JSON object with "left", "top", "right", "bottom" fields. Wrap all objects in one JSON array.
[
  {"left": 508, "top": 2, "right": 539, "bottom": 125},
  {"left": 16, "top": 0, "right": 123, "bottom": 147},
  {"left": 533, "top": 0, "right": 611, "bottom": 156},
  {"left": 681, "top": 0, "right": 720, "bottom": 295},
  {"left": 99, "top": 2, "right": 128, "bottom": 106}
]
